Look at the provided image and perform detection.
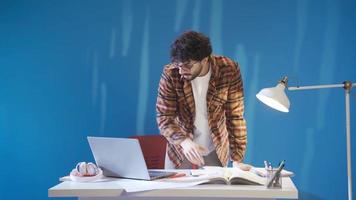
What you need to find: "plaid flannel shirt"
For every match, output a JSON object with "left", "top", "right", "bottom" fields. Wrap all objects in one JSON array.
[{"left": 156, "top": 55, "right": 247, "bottom": 168}]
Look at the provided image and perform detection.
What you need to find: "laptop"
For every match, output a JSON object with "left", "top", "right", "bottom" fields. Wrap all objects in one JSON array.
[{"left": 87, "top": 136, "right": 176, "bottom": 180}]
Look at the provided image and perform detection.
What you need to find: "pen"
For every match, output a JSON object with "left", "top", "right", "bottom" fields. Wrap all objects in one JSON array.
[
  {"left": 169, "top": 173, "right": 186, "bottom": 179},
  {"left": 264, "top": 160, "right": 268, "bottom": 169},
  {"left": 267, "top": 160, "right": 285, "bottom": 188}
]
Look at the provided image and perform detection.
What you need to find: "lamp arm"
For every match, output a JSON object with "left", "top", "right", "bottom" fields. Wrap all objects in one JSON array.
[
  {"left": 287, "top": 80, "right": 355, "bottom": 200},
  {"left": 288, "top": 83, "right": 344, "bottom": 90},
  {"left": 271, "top": 77, "right": 355, "bottom": 200},
  {"left": 288, "top": 82, "right": 356, "bottom": 91}
]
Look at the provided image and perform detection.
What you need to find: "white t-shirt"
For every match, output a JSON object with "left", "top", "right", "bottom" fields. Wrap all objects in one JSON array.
[
  {"left": 165, "top": 67, "right": 214, "bottom": 169},
  {"left": 191, "top": 67, "right": 214, "bottom": 155}
]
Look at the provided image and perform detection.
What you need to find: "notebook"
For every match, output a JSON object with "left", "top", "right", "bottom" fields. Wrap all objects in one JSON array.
[{"left": 87, "top": 136, "right": 176, "bottom": 180}]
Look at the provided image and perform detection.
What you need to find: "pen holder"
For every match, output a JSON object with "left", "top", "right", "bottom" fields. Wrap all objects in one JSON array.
[{"left": 266, "top": 168, "right": 282, "bottom": 189}]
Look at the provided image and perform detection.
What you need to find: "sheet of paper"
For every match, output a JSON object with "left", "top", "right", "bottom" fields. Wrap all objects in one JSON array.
[
  {"left": 59, "top": 176, "right": 206, "bottom": 193},
  {"left": 115, "top": 179, "right": 207, "bottom": 192}
]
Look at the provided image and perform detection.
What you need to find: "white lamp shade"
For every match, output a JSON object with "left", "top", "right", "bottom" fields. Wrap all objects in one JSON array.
[{"left": 256, "top": 83, "right": 290, "bottom": 112}]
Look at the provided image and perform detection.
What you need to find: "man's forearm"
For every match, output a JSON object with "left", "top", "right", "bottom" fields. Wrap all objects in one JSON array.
[
  {"left": 157, "top": 114, "right": 188, "bottom": 145},
  {"left": 227, "top": 114, "right": 247, "bottom": 162}
]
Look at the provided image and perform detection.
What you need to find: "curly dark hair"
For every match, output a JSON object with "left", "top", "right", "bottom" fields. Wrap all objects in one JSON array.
[{"left": 170, "top": 30, "right": 212, "bottom": 63}]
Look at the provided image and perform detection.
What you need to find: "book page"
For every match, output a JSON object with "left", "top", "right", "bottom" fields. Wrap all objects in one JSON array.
[
  {"left": 190, "top": 166, "right": 265, "bottom": 185},
  {"left": 226, "top": 168, "right": 266, "bottom": 185},
  {"left": 165, "top": 166, "right": 277, "bottom": 185}
]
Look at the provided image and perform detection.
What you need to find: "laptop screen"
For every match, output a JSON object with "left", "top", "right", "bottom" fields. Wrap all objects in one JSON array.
[{"left": 87, "top": 136, "right": 151, "bottom": 180}]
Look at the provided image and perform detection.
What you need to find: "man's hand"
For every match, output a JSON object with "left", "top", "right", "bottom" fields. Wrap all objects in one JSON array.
[
  {"left": 233, "top": 161, "right": 252, "bottom": 171},
  {"left": 180, "top": 139, "right": 208, "bottom": 166}
]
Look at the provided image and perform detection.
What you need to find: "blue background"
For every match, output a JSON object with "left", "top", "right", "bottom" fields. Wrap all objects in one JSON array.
[{"left": 1, "top": 0, "right": 355, "bottom": 199}]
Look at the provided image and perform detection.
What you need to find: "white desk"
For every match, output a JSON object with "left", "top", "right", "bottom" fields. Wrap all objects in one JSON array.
[{"left": 48, "top": 177, "right": 298, "bottom": 200}]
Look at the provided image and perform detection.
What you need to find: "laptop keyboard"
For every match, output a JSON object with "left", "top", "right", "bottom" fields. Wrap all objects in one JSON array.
[{"left": 148, "top": 170, "right": 177, "bottom": 180}]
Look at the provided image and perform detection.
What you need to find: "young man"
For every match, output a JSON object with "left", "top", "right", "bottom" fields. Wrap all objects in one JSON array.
[{"left": 156, "top": 30, "right": 248, "bottom": 169}]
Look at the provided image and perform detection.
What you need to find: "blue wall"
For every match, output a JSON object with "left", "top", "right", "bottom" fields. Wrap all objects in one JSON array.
[{"left": 1, "top": 0, "right": 355, "bottom": 199}]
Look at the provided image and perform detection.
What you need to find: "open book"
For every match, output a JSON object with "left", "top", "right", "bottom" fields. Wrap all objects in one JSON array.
[{"left": 162, "top": 166, "right": 266, "bottom": 185}]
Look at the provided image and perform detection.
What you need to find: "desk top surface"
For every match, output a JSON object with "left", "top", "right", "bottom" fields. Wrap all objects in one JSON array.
[{"left": 48, "top": 177, "right": 298, "bottom": 199}]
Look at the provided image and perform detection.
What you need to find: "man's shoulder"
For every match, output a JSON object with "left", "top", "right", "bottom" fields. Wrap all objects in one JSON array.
[
  {"left": 212, "top": 55, "right": 239, "bottom": 73},
  {"left": 213, "top": 55, "right": 235, "bottom": 62},
  {"left": 161, "top": 63, "right": 180, "bottom": 79}
]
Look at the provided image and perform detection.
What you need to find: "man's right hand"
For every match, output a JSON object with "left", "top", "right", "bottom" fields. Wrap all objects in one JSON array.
[{"left": 180, "top": 138, "right": 208, "bottom": 166}]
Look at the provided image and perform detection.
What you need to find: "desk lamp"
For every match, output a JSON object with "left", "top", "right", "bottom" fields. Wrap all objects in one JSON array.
[{"left": 256, "top": 76, "right": 355, "bottom": 200}]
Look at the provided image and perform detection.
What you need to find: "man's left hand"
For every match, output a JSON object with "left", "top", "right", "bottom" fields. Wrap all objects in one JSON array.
[{"left": 233, "top": 162, "right": 252, "bottom": 171}]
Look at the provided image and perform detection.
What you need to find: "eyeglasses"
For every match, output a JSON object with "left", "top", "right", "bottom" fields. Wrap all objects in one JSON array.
[{"left": 173, "top": 60, "right": 200, "bottom": 69}]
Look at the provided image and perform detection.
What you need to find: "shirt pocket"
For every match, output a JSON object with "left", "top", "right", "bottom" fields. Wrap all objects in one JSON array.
[
  {"left": 209, "top": 96, "right": 225, "bottom": 113},
  {"left": 177, "top": 96, "right": 187, "bottom": 111},
  {"left": 209, "top": 87, "right": 228, "bottom": 112},
  {"left": 177, "top": 96, "right": 193, "bottom": 119}
]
